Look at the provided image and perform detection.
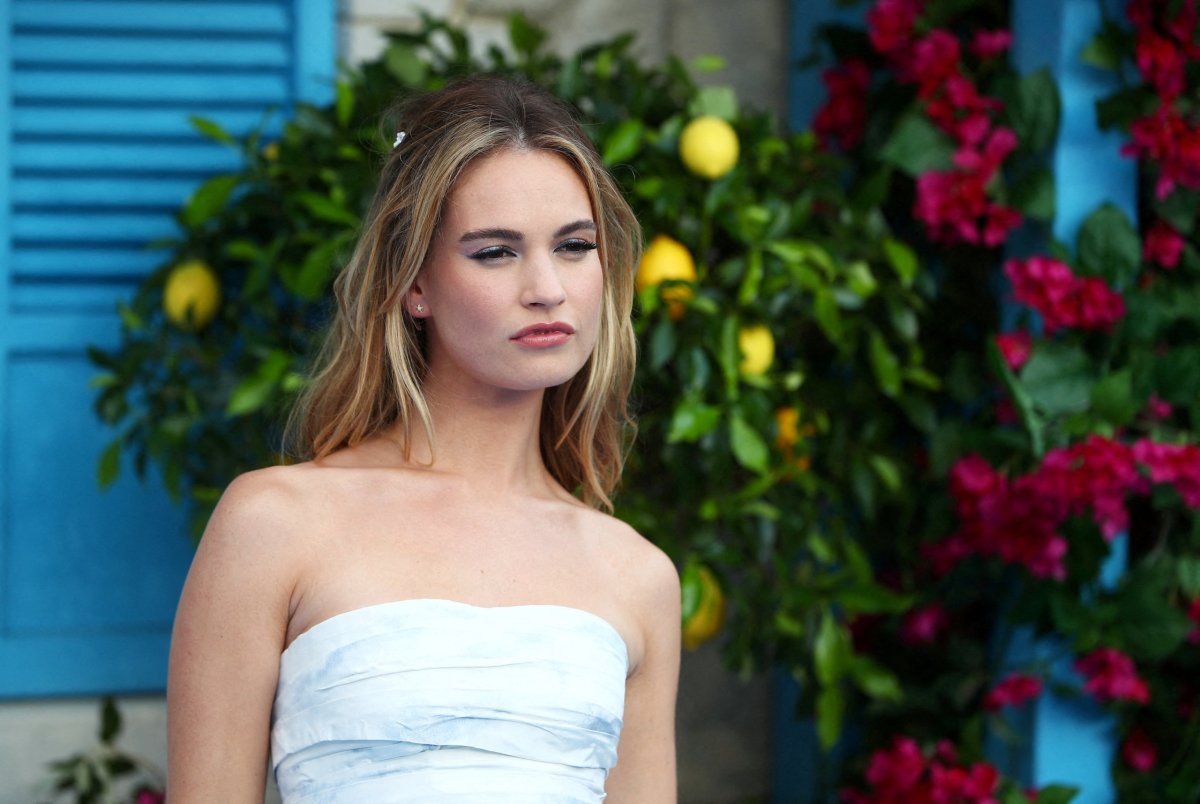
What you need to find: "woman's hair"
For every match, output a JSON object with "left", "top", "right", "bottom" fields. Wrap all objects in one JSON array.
[{"left": 288, "top": 75, "right": 640, "bottom": 511}]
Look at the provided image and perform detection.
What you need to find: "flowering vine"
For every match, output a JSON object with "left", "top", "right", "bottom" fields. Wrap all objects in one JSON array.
[{"left": 813, "top": 0, "right": 1200, "bottom": 799}]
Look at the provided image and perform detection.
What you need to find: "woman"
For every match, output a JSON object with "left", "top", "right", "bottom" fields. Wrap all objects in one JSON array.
[{"left": 166, "top": 76, "right": 680, "bottom": 802}]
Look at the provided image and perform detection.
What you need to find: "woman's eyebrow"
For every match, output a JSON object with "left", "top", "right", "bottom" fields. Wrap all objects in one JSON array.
[{"left": 458, "top": 219, "right": 597, "bottom": 244}]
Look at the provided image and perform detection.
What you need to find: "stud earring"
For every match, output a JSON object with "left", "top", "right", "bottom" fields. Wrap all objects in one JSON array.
[{"left": 415, "top": 304, "right": 425, "bottom": 313}]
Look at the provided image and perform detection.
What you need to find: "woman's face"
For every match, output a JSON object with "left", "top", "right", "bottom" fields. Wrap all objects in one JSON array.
[{"left": 412, "top": 148, "right": 605, "bottom": 397}]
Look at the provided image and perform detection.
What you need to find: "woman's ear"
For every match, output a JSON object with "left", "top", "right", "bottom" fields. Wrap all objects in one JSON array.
[{"left": 406, "top": 279, "right": 430, "bottom": 318}]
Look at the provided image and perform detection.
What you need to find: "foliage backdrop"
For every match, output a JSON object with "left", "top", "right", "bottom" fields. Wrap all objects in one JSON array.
[{"left": 90, "top": 3, "right": 1200, "bottom": 801}]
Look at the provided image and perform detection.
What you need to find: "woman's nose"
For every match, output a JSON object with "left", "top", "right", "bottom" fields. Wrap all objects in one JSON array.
[{"left": 521, "top": 255, "right": 567, "bottom": 308}]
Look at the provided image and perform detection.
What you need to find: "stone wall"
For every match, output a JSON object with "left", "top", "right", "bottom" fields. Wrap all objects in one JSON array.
[{"left": 341, "top": 0, "right": 791, "bottom": 118}]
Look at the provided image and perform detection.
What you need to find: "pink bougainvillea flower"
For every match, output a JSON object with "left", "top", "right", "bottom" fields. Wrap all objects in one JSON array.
[
  {"left": 1075, "top": 647, "right": 1151, "bottom": 704},
  {"left": 928, "top": 759, "right": 1001, "bottom": 802},
  {"left": 911, "top": 29, "right": 962, "bottom": 93},
  {"left": 970, "top": 29, "right": 1014, "bottom": 60},
  {"left": 982, "top": 203, "right": 1022, "bottom": 247},
  {"left": 866, "top": 735, "right": 928, "bottom": 794},
  {"left": 915, "top": 170, "right": 990, "bottom": 245},
  {"left": 1136, "top": 29, "right": 1187, "bottom": 97},
  {"left": 867, "top": 0, "right": 925, "bottom": 61},
  {"left": 1003, "top": 256, "right": 1126, "bottom": 334},
  {"left": 1121, "top": 727, "right": 1159, "bottom": 772},
  {"left": 135, "top": 791, "right": 166, "bottom": 804},
  {"left": 1132, "top": 439, "right": 1200, "bottom": 508},
  {"left": 1038, "top": 436, "right": 1142, "bottom": 540},
  {"left": 901, "top": 603, "right": 951, "bottom": 645},
  {"left": 814, "top": 60, "right": 872, "bottom": 151},
  {"left": 994, "top": 330, "right": 1032, "bottom": 371},
  {"left": 1143, "top": 218, "right": 1185, "bottom": 268},
  {"left": 984, "top": 673, "right": 1044, "bottom": 711},
  {"left": 1123, "top": 104, "right": 1200, "bottom": 199},
  {"left": 1143, "top": 393, "right": 1174, "bottom": 421}
]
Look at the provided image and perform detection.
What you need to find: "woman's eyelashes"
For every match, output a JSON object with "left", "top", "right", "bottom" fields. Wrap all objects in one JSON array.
[{"left": 467, "top": 238, "right": 598, "bottom": 264}]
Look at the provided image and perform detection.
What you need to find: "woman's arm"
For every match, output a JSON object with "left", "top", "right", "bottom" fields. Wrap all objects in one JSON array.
[
  {"left": 605, "top": 543, "right": 681, "bottom": 803},
  {"left": 166, "top": 470, "right": 300, "bottom": 803}
]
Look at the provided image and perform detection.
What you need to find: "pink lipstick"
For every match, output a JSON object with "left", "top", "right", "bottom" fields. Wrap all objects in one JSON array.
[{"left": 511, "top": 322, "right": 575, "bottom": 348}]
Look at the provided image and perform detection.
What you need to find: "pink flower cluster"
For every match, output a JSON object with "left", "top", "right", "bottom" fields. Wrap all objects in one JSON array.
[
  {"left": 814, "top": 60, "right": 872, "bottom": 151},
  {"left": 1143, "top": 218, "right": 1186, "bottom": 268},
  {"left": 820, "top": 0, "right": 1021, "bottom": 246},
  {"left": 1131, "top": 439, "right": 1200, "bottom": 507},
  {"left": 1122, "top": 0, "right": 1200, "bottom": 198},
  {"left": 994, "top": 330, "right": 1032, "bottom": 371},
  {"left": 1121, "top": 727, "right": 1159, "bottom": 772},
  {"left": 984, "top": 673, "right": 1043, "bottom": 712},
  {"left": 841, "top": 736, "right": 1003, "bottom": 804},
  {"left": 1003, "top": 256, "right": 1126, "bottom": 335},
  {"left": 1075, "top": 647, "right": 1151, "bottom": 704}
]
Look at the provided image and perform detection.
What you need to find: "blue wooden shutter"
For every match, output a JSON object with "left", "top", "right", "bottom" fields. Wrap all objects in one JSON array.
[{"left": 0, "top": 0, "right": 334, "bottom": 697}]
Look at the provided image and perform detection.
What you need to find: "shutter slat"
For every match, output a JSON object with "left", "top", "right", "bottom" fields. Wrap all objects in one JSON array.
[
  {"left": 14, "top": 106, "right": 271, "bottom": 139},
  {"left": 14, "top": 176, "right": 207, "bottom": 207},
  {"left": 14, "top": 211, "right": 178, "bottom": 244},
  {"left": 13, "top": 1, "right": 290, "bottom": 34},
  {"left": 13, "top": 247, "right": 162, "bottom": 277},
  {"left": 16, "top": 70, "right": 290, "bottom": 103},
  {"left": 14, "top": 142, "right": 242, "bottom": 172},
  {"left": 14, "top": 34, "right": 290, "bottom": 68}
]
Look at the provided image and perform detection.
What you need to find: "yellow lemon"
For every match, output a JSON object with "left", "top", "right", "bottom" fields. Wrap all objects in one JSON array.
[
  {"left": 681, "top": 563, "right": 725, "bottom": 650},
  {"left": 738, "top": 324, "right": 775, "bottom": 377},
  {"left": 636, "top": 234, "right": 697, "bottom": 320},
  {"left": 679, "top": 116, "right": 739, "bottom": 180},
  {"left": 164, "top": 260, "right": 221, "bottom": 330}
]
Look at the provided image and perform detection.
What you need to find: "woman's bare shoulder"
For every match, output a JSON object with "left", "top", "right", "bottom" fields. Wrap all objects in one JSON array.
[{"left": 584, "top": 511, "right": 680, "bottom": 613}]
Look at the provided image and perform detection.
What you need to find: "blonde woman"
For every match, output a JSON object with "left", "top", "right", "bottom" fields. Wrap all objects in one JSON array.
[{"left": 166, "top": 76, "right": 680, "bottom": 802}]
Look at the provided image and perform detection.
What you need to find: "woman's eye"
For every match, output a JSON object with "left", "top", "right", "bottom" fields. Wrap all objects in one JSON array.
[
  {"left": 557, "top": 239, "right": 598, "bottom": 257},
  {"left": 470, "top": 245, "right": 516, "bottom": 262}
]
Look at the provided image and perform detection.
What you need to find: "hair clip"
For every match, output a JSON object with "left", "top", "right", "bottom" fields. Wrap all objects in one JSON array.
[{"left": 393, "top": 131, "right": 407, "bottom": 149}]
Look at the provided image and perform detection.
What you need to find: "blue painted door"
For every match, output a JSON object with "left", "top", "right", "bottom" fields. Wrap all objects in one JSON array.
[{"left": 0, "top": 0, "right": 333, "bottom": 697}]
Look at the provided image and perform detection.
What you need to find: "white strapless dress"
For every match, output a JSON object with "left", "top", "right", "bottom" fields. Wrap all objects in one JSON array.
[{"left": 271, "top": 598, "right": 629, "bottom": 803}]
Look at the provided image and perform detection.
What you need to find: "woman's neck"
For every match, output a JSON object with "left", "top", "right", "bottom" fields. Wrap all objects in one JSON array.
[{"left": 399, "top": 378, "right": 556, "bottom": 499}]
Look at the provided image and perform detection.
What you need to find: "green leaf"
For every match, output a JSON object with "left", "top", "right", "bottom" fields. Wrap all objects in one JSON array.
[
  {"left": 1007, "top": 68, "right": 1061, "bottom": 152},
  {"left": 1178, "top": 556, "right": 1200, "bottom": 598},
  {"left": 298, "top": 192, "right": 360, "bottom": 228},
  {"left": 1020, "top": 342, "right": 1094, "bottom": 417},
  {"left": 729, "top": 414, "right": 769, "bottom": 473},
  {"left": 509, "top": 12, "right": 547, "bottom": 56},
  {"left": 293, "top": 238, "right": 342, "bottom": 299},
  {"left": 815, "top": 684, "right": 845, "bottom": 751},
  {"left": 879, "top": 111, "right": 954, "bottom": 176},
  {"left": 868, "top": 329, "right": 902, "bottom": 397},
  {"left": 97, "top": 439, "right": 121, "bottom": 489},
  {"left": 1095, "top": 86, "right": 1155, "bottom": 131},
  {"left": 384, "top": 41, "right": 428, "bottom": 86},
  {"left": 868, "top": 453, "right": 902, "bottom": 492},
  {"left": 602, "top": 119, "right": 644, "bottom": 166},
  {"left": 1090, "top": 369, "right": 1136, "bottom": 427},
  {"left": 813, "top": 288, "right": 844, "bottom": 347},
  {"left": 1034, "top": 785, "right": 1081, "bottom": 804},
  {"left": 688, "top": 85, "right": 739, "bottom": 120},
  {"left": 181, "top": 174, "right": 238, "bottom": 228},
  {"left": 1011, "top": 167, "right": 1056, "bottom": 221},
  {"left": 188, "top": 115, "right": 234, "bottom": 145},
  {"left": 987, "top": 339, "right": 1044, "bottom": 456},
  {"left": 667, "top": 400, "right": 722, "bottom": 443},
  {"left": 1077, "top": 203, "right": 1139, "bottom": 287},
  {"left": 1080, "top": 24, "right": 1129, "bottom": 71},
  {"left": 99, "top": 696, "right": 121, "bottom": 744},
  {"left": 335, "top": 78, "right": 355, "bottom": 128},
  {"left": 814, "top": 610, "right": 847, "bottom": 685},
  {"left": 648, "top": 318, "right": 676, "bottom": 370},
  {"left": 882, "top": 238, "right": 918, "bottom": 288},
  {"left": 848, "top": 655, "right": 903, "bottom": 701},
  {"left": 691, "top": 54, "right": 727, "bottom": 73},
  {"left": 226, "top": 351, "right": 291, "bottom": 417}
]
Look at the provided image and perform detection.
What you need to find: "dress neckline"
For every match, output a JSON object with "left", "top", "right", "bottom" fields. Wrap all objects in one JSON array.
[{"left": 282, "top": 597, "right": 630, "bottom": 666}]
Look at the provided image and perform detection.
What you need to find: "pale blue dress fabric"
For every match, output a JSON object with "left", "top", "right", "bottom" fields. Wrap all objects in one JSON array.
[{"left": 271, "top": 598, "right": 629, "bottom": 803}]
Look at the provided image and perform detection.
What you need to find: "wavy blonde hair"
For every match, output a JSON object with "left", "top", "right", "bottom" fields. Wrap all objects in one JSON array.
[{"left": 288, "top": 76, "right": 640, "bottom": 511}]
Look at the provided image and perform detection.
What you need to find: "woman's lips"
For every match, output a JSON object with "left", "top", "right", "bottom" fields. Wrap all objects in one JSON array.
[{"left": 511, "top": 322, "right": 575, "bottom": 348}]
